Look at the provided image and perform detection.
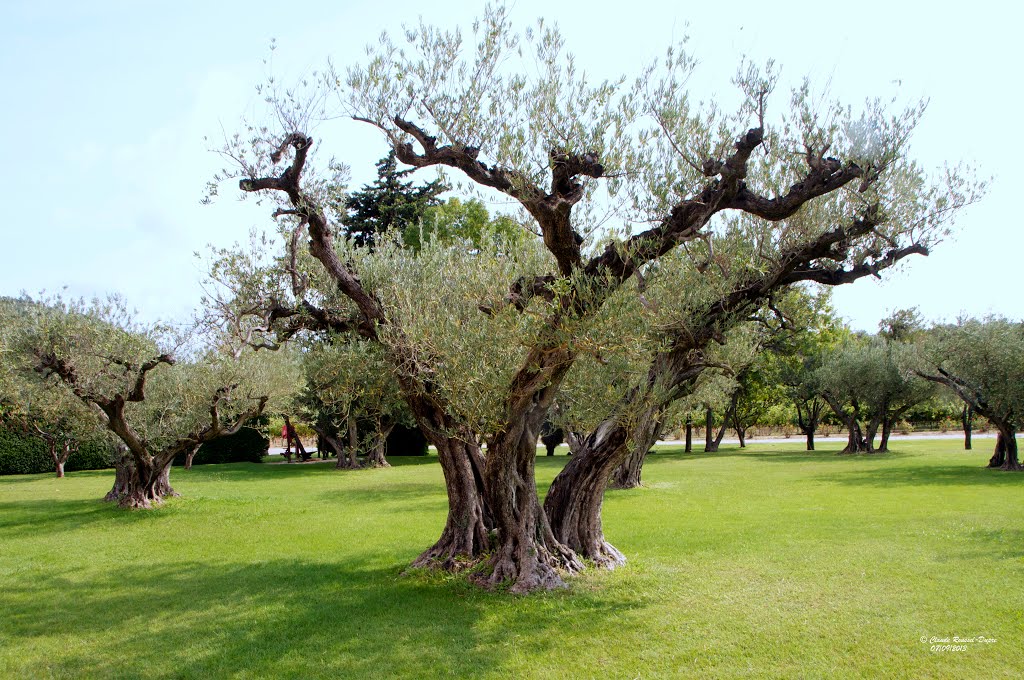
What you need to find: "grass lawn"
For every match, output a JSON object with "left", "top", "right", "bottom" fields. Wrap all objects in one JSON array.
[{"left": 0, "top": 439, "right": 1020, "bottom": 678}]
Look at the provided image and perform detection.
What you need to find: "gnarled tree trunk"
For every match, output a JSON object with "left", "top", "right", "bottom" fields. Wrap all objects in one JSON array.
[
  {"left": 684, "top": 416, "right": 693, "bottom": 453},
  {"left": 877, "top": 418, "right": 892, "bottom": 452},
  {"left": 610, "top": 417, "right": 663, "bottom": 489},
  {"left": 411, "top": 434, "right": 491, "bottom": 569},
  {"left": 823, "top": 394, "right": 870, "bottom": 453},
  {"left": 104, "top": 449, "right": 134, "bottom": 502},
  {"left": 401, "top": 381, "right": 492, "bottom": 570},
  {"left": 110, "top": 453, "right": 178, "bottom": 509},
  {"left": 183, "top": 443, "right": 200, "bottom": 470},
  {"left": 842, "top": 419, "right": 869, "bottom": 453},
  {"left": 477, "top": 391, "right": 583, "bottom": 592},
  {"left": 545, "top": 419, "right": 630, "bottom": 569},
  {"left": 335, "top": 415, "right": 361, "bottom": 469},
  {"left": 962, "top": 405, "right": 973, "bottom": 450},
  {"left": 990, "top": 428, "right": 1022, "bottom": 471},
  {"left": 365, "top": 420, "right": 393, "bottom": 468}
]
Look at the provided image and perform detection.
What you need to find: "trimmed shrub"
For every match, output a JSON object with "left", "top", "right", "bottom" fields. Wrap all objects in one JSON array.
[
  {"left": 174, "top": 427, "right": 269, "bottom": 466},
  {"left": 0, "top": 428, "right": 114, "bottom": 476},
  {"left": 386, "top": 424, "right": 429, "bottom": 456}
]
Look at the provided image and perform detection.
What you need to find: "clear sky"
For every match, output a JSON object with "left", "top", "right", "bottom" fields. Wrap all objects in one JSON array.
[{"left": 2, "top": 0, "right": 1019, "bottom": 331}]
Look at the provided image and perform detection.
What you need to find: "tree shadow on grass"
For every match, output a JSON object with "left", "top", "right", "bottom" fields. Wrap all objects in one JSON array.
[
  {"left": 189, "top": 456, "right": 440, "bottom": 482},
  {"left": 951, "top": 528, "right": 1024, "bottom": 561},
  {"left": 640, "top": 446, "right": 926, "bottom": 466},
  {"left": 0, "top": 468, "right": 113, "bottom": 484},
  {"left": 0, "top": 497, "right": 152, "bottom": 540},
  {"left": 316, "top": 482, "right": 448, "bottom": 512},
  {"left": 0, "top": 557, "right": 644, "bottom": 679},
  {"left": 815, "top": 463, "right": 1022, "bottom": 488}
]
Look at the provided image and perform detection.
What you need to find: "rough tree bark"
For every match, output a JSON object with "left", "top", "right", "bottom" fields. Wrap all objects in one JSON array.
[
  {"left": 610, "top": 417, "right": 664, "bottom": 489},
  {"left": 990, "top": 428, "right": 1022, "bottom": 470},
  {"left": 544, "top": 419, "right": 630, "bottom": 569},
  {"left": 365, "top": 420, "right": 394, "bottom": 468},
  {"left": 401, "top": 382, "right": 492, "bottom": 570},
  {"left": 822, "top": 394, "right": 870, "bottom": 453},
  {"left": 795, "top": 399, "right": 822, "bottom": 451},
  {"left": 107, "top": 451, "right": 180, "bottom": 510},
  {"left": 104, "top": 448, "right": 134, "bottom": 502},
  {"left": 546, "top": 352, "right": 705, "bottom": 568},
  {"left": 962, "top": 405, "right": 973, "bottom": 450},
  {"left": 183, "top": 443, "right": 201, "bottom": 470},
  {"left": 685, "top": 416, "right": 693, "bottom": 453},
  {"left": 476, "top": 362, "right": 584, "bottom": 592}
]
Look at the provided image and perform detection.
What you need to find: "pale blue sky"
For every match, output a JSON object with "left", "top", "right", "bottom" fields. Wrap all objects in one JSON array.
[{"left": 1, "top": 0, "right": 1019, "bottom": 330}]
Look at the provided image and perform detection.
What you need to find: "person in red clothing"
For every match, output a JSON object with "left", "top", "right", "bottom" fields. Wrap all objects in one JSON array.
[{"left": 282, "top": 424, "right": 291, "bottom": 454}]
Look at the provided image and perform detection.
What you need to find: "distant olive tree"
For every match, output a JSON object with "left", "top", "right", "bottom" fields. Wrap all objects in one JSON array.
[
  {"left": 915, "top": 318, "right": 1024, "bottom": 470},
  {"left": 1, "top": 298, "right": 104, "bottom": 477},
  {"left": 817, "top": 336, "right": 937, "bottom": 453},
  {"left": 6, "top": 295, "right": 295, "bottom": 507}
]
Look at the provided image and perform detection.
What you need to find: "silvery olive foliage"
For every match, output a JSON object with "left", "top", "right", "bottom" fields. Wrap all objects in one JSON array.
[
  {"left": 5, "top": 294, "right": 295, "bottom": 454},
  {"left": 297, "top": 337, "right": 410, "bottom": 436},
  {"left": 916, "top": 318, "right": 1024, "bottom": 431},
  {"left": 0, "top": 298, "right": 105, "bottom": 453}
]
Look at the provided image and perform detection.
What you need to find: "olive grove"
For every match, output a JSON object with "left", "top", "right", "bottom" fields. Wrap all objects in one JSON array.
[{"left": 206, "top": 5, "right": 980, "bottom": 591}]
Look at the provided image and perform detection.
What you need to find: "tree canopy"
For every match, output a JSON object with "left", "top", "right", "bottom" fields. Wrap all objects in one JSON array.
[
  {"left": 915, "top": 317, "right": 1024, "bottom": 470},
  {"left": 205, "top": 3, "right": 982, "bottom": 591}
]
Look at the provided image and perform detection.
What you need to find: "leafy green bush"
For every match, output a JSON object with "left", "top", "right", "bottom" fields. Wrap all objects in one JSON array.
[
  {"left": 0, "top": 428, "right": 114, "bottom": 475},
  {"left": 173, "top": 427, "right": 269, "bottom": 466}
]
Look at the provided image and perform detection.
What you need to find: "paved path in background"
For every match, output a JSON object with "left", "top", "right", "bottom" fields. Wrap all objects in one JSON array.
[
  {"left": 654, "top": 431, "right": 995, "bottom": 447},
  {"left": 266, "top": 431, "right": 993, "bottom": 458}
]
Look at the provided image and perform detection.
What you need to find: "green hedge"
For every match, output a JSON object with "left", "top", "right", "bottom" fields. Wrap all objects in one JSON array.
[
  {"left": 173, "top": 427, "right": 269, "bottom": 466},
  {"left": 386, "top": 424, "right": 429, "bottom": 456},
  {"left": 0, "top": 429, "right": 114, "bottom": 476}
]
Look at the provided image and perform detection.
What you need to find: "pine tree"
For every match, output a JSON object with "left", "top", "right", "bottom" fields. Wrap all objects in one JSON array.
[{"left": 341, "top": 150, "right": 447, "bottom": 248}]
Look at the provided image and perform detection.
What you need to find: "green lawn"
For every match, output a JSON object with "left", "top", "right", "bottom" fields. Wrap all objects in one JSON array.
[{"left": 0, "top": 440, "right": 1020, "bottom": 678}]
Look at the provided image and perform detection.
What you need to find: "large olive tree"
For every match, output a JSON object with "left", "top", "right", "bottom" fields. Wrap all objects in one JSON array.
[{"left": 209, "top": 5, "right": 980, "bottom": 590}]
